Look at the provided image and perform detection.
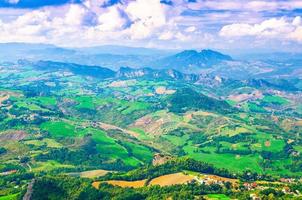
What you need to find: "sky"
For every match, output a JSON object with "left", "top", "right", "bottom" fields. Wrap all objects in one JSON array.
[{"left": 0, "top": 0, "right": 302, "bottom": 52}]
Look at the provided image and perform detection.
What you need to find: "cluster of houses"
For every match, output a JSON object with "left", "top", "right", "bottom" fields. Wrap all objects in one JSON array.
[
  {"left": 193, "top": 174, "right": 238, "bottom": 187},
  {"left": 191, "top": 174, "right": 301, "bottom": 200},
  {"left": 246, "top": 178, "right": 301, "bottom": 200}
]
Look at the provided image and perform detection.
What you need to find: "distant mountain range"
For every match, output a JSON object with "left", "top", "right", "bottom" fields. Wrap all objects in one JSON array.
[
  {"left": 20, "top": 60, "right": 223, "bottom": 85},
  {"left": 0, "top": 43, "right": 234, "bottom": 74},
  {"left": 16, "top": 60, "right": 301, "bottom": 92},
  {"left": 150, "top": 49, "right": 233, "bottom": 73},
  {"left": 0, "top": 43, "right": 175, "bottom": 70},
  {"left": 1, "top": 43, "right": 302, "bottom": 79}
]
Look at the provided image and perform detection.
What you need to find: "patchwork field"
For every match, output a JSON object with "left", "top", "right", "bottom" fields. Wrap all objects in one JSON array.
[
  {"left": 1, "top": 60, "right": 302, "bottom": 200},
  {"left": 93, "top": 179, "right": 147, "bottom": 189},
  {"left": 205, "top": 194, "right": 230, "bottom": 200},
  {"left": 69, "top": 169, "right": 109, "bottom": 178},
  {"left": 149, "top": 172, "right": 194, "bottom": 186}
]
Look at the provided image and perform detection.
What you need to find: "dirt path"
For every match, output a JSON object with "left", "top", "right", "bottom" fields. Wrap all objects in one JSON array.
[
  {"left": 23, "top": 179, "right": 35, "bottom": 200},
  {"left": 26, "top": 163, "right": 32, "bottom": 172}
]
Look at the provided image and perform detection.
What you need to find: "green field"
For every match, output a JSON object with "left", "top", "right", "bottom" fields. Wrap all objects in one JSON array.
[
  {"left": 41, "top": 121, "right": 76, "bottom": 137},
  {"left": 1, "top": 60, "right": 302, "bottom": 200},
  {"left": 206, "top": 194, "right": 230, "bottom": 200},
  {"left": 24, "top": 138, "right": 63, "bottom": 148},
  {"left": 122, "top": 141, "right": 153, "bottom": 163},
  {"left": 0, "top": 193, "right": 19, "bottom": 200},
  {"left": 247, "top": 102, "right": 266, "bottom": 112},
  {"left": 183, "top": 142, "right": 264, "bottom": 173},
  {"left": 32, "top": 160, "right": 75, "bottom": 172},
  {"left": 30, "top": 96, "right": 57, "bottom": 106},
  {"left": 262, "top": 95, "right": 289, "bottom": 105},
  {"left": 74, "top": 96, "right": 95, "bottom": 109}
]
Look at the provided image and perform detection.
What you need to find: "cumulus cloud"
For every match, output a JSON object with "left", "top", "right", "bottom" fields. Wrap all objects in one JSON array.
[
  {"left": 220, "top": 17, "right": 302, "bottom": 42},
  {"left": 188, "top": 0, "right": 302, "bottom": 12},
  {"left": 289, "top": 26, "right": 302, "bottom": 42},
  {"left": 185, "top": 26, "right": 196, "bottom": 33},
  {"left": 126, "top": 0, "right": 167, "bottom": 39},
  {"left": 97, "top": 6, "right": 128, "bottom": 31},
  {"left": 0, "top": 0, "right": 196, "bottom": 47},
  {"left": 0, "top": 0, "right": 301, "bottom": 49}
]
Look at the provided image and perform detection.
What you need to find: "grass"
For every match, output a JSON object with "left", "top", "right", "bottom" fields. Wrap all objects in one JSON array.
[
  {"left": 94, "top": 97, "right": 115, "bottom": 106},
  {"left": 24, "top": 138, "right": 62, "bottom": 148},
  {"left": 220, "top": 141, "right": 250, "bottom": 151},
  {"left": 94, "top": 97, "right": 150, "bottom": 115},
  {"left": 74, "top": 96, "right": 94, "bottom": 109},
  {"left": 121, "top": 102, "right": 150, "bottom": 115},
  {"left": 0, "top": 193, "right": 19, "bottom": 200},
  {"left": 247, "top": 102, "right": 266, "bottom": 112},
  {"left": 226, "top": 100, "right": 237, "bottom": 106},
  {"left": 24, "top": 140, "right": 45, "bottom": 147},
  {"left": 182, "top": 130, "right": 288, "bottom": 174},
  {"left": 42, "top": 138, "right": 63, "bottom": 148},
  {"left": 41, "top": 121, "right": 76, "bottom": 137},
  {"left": 297, "top": 104, "right": 302, "bottom": 114},
  {"left": 30, "top": 96, "right": 57, "bottom": 106},
  {"left": 261, "top": 139, "right": 285, "bottom": 152},
  {"left": 162, "top": 134, "right": 190, "bottom": 146},
  {"left": 205, "top": 194, "right": 230, "bottom": 200},
  {"left": 294, "top": 145, "right": 302, "bottom": 153},
  {"left": 262, "top": 95, "right": 289, "bottom": 105},
  {"left": 129, "top": 128, "right": 152, "bottom": 140},
  {"left": 3, "top": 141, "right": 31, "bottom": 156},
  {"left": 15, "top": 101, "right": 48, "bottom": 112},
  {"left": 122, "top": 141, "right": 153, "bottom": 163},
  {"left": 91, "top": 129, "right": 142, "bottom": 167},
  {"left": 32, "top": 160, "right": 75, "bottom": 172},
  {"left": 183, "top": 142, "right": 263, "bottom": 173},
  {"left": 91, "top": 129, "right": 116, "bottom": 145},
  {"left": 122, "top": 157, "right": 141, "bottom": 167},
  {"left": 251, "top": 133, "right": 285, "bottom": 152},
  {"left": 220, "top": 126, "right": 250, "bottom": 136}
]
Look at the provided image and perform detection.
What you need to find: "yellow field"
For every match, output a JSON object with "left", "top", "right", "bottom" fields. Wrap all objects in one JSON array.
[
  {"left": 93, "top": 179, "right": 147, "bottom": 189},
  {"left": 93, "top": 172, "right": 237, "bottom": 189},
  {"left": 149, "top": 172, "right": 194, "bottom": 186},
  {"left": 203, "top": 174, "right": 238, "bottom": 186},
  {"left": 80, "top": 169, "right": 109, "bottom": 178}
]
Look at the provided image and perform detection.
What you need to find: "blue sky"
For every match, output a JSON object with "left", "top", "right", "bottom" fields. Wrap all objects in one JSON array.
[{"left": 0, "top": 0, "right": 301, "bottom": 51}]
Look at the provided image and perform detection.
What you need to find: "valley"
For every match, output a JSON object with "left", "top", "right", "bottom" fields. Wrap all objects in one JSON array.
[
  {"left": 1, "top": 0, "right": 302, "bottom": 198},
  {"left": 0, "top": 57, "right": 302, "bottom": 199}
]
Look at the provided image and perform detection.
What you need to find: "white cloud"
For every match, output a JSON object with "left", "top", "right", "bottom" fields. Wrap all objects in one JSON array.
[
  {"left": 125, "top": 0, "right": 168, "bottom": 39},
  {"left": 97, "top": 7, "right": 128, "bottom": 31},
  {"left": 159, "top": 31, "right": 174, "bottom": 40},
  {"left": 0, "top": 0, "right": 301, "bottom": 50},
  {"left": 185, "top": 26, "right": 196, "bottom": 33},
  {"left": 64, "top": 4, "right": 87, "bottom": 26},
  {"left": 292, "top": 16, "right": 301, "bottom": 26},
  {"left": 289, "top": 26, "right": 302, "bottom": 42},
  {"left": 220, "top": 17, "right": 302, "bottom": 43},
  {"left": 0, "top": 0, "right": 190, "bottom": 46},
  {"left": 6, "top": 0, "right": 20, "bottom": 4},
  {"left": 189, "top": 0, "right": 302, "bottom": 12}
]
